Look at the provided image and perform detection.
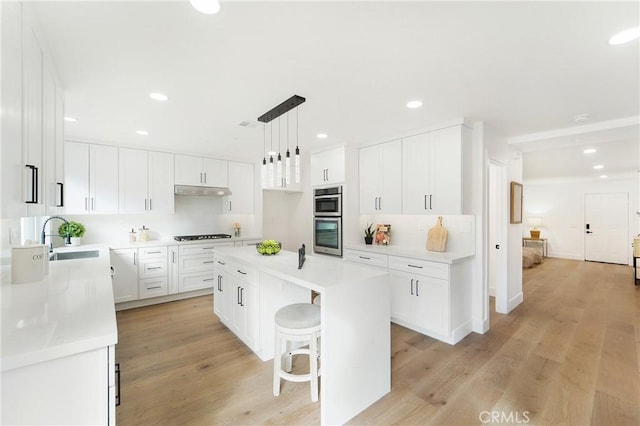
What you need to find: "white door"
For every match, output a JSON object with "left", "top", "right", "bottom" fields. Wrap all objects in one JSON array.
[
  {"left": 402, "top": 133, "right": 430, "bottom": 213},
  {"left": 64, "top": 141, "right": 90, "bottom": 214},
  {"left": 225, "top": 161, "right": 254, "bottom": 214},
  {"left": 585, "top": 193, "right": 629, "bottom": 264},
  {"left": 359, "top": 144, "right": 381, "bottom": 214},
  {"left": 148, "top": 151, "right": 175, "bottom": 213},
  {"left": 89, "top": 144, "right": 119, "bottom": 213},
  {"left": 110, "top": 249, "right": 138, "bottom": 303},
  {"left": 488, "top": 161, "right": 508, "bottom": 314}
]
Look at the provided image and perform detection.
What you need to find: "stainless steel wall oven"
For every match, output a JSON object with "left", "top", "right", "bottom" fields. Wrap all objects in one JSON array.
[{"left": 313, "top": 186, "right": 342, "bottom": 256}]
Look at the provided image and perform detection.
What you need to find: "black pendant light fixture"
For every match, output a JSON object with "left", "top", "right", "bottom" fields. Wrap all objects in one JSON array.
[{"left": 258, "top": 95, "right": 305, "bottom": 185}]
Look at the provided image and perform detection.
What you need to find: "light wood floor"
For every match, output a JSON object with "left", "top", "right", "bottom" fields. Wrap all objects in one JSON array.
[{"left": 115, "top": 258, "right": 640, "bottom": 425}]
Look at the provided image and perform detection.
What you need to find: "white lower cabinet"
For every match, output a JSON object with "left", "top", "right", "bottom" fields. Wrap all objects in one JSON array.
[
  {"left": 168, "top": 245, "right": 179, "bottom": 294},
  {"left": 177, "top": 242, "right": 231, "bottom": 292},
  {"left": 110, "top": 248, "right": 138, "bottom": 303},
  {"left": 1, "top": 345, "right": 116, "bottom": 425},
  {"left": 138, "top": 246, "right": 168, "bottom": 299},
  {"left": 346, "top": 248, "right": 472, "bottom": 345},
  {"left": 388, "top": 255, "right": 471, "bottom": 344},
  {"left": 213, "top": 255, "right": 259, "bottom": 351}
]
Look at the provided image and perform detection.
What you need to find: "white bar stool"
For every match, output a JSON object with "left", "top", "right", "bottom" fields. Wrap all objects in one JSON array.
[{"left": 273, "top": 303, "right": 321, "bottom": 402}]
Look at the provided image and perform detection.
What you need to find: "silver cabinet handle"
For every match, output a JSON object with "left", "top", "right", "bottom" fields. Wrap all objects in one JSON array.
[
  {"left": 217, "top": 260, "right": 226, "bottom": 265},
  {"left": 204, "top": 172, "right": 207, "bottom": 183},
  {"left": 424, "top": 194, "right": 427, "bottom": 210},
  {"left": 416, "top": 279, "right": 420, "bottom": 296},
  {"left": 91, "top": 197, "right": 95, "bottom": 211},
  {"left": 147, "top": 266, "right": 162, "bottom": 270},
  {"left": 147, "top": 251, "right": 162, "bottom": 254},
  {"left": 85, "top": 197, "right": 89, "bottom": 211},
  {"left": 203, "top": 277, "right": 215, "bottom": 282},
  {"left": 172, "top": 251, "right": 176, "bottom": 263},
  {"left": 147, "top": 286, "right": 162, "bottom": 290},
  {"left": 237, "top": 269, "right": 247, "bottom": 275},
  {"left": 429, "top": 194, "right": 432, "bottom": 210},
  {"left": 149, "top": 199, "right": 152, "bottom": 211},
  {"left": 359, "top": 256, "right": 371, "bottom": 260},
  {"left": 144, "top": 198, "right": 148, "bottom": 211},
  {"left": 133, "top": 253, "right": 137, "bottom": 265},
  {"left": 203, "top": 260, "right": 214, "bottom": 264},
  {"left": 408, "top": 264, "right": 423, "bottom": 269},
  {"left": 410, "top": 278, "right": 414, "bottom": 295},
  {"left": 202, "top": 247, "right": 214, "bottom": 250},
  {"left": 379, "top": 197, "right": 382, "bottom": 210}
]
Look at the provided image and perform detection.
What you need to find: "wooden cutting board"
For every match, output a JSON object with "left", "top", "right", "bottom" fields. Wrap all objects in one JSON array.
[{"left": 427, "top": 216, "right": 448, "bottom": 252}]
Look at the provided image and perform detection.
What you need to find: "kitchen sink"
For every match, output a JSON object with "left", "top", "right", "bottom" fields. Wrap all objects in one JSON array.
[{"left": 49, "top": 249, "right": 100, "bottom": 261}]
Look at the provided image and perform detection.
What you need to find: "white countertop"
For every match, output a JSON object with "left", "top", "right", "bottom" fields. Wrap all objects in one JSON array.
[
  {"left": 107, "top": 235, "right": 262, "bottom": 250},
  {"left": 1, "top": 244, "right": 118, "bottom": 372},
  {"left": 345, "top": 243, "right": 475, "bottom": 264},
  {"left": 215, "top": 246, "right": 389, "bottom": 293}
]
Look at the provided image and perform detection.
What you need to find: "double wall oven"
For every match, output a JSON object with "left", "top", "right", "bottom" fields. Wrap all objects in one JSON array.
[{"left": 313, "top": 186, "right": 342, "bottom": 257}]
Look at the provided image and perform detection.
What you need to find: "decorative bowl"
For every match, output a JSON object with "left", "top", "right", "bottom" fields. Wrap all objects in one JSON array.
[{"left": 256, "top": 241, "right": 281, "bottom": 255}]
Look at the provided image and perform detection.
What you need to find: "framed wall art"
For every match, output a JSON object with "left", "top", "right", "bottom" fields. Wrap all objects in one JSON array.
[{"left": 510, "top": 181, "right": 523, "bottom": 224}]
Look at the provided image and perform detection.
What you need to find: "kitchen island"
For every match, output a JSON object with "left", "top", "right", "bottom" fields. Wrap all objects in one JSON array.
[
  {"left": 213, "top": 246, "right": 391, "bottom": 426},
  {"left": 1, "top": 245, "right": 118, "bottom": 425}
]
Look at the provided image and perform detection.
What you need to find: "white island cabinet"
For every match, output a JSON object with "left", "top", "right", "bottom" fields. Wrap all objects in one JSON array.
[
  {"left": 1, "top": 245, "right": 118, "bottom": 425},
  {"left": 213, "top": 246, "right": 390, "bottom": 426}
]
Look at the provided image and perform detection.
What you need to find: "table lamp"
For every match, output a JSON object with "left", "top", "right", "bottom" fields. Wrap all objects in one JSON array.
[{"left": 527, "top": 217, "right": 542, "bottom": 239}]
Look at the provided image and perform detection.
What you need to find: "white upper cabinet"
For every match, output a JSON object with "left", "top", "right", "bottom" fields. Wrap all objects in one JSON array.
[
  {"left": 311, "top": 146, "right": 345, "bottom": 186},
  {"left": 224, "top": 161, "right": 254, "bottom": 214},
  {"left": 119, "top": 148, "right": 174, "bottom": 214},
  {"left": 402, "top": 125, "right": 470, "bottom": 215},
  {"left": 42, "top": 64, "right": 65, "bottom": 216},
  {"left": 175, "top": 154, "right": 228, "bottom": 187},
  {"left": 148, "top": 151, "right": 175, "bottom": 214},
  {"left": 359, "top": 139, "right": 402, "bottom": 214},
  {"left": 22, "top": 25, "right": 44, "bottom": 216},
  {"left": 64, "top": 141, "right": 118, "bottom": 214}
]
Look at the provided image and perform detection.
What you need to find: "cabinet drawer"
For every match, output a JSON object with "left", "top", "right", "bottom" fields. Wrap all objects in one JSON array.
[
  {"left": 138, "top": 259, "right": 167, "bottom": 279},
  {"left": 344, "top": 249, "right": 388, "bottom": 268},
  {"left": 388, "top": 256, "right": 448, "bottom": 279},
  {"left": 180, "top": 255, "right": 215, "bottom": 273},
  {"left": 139, "top": 246, "right": 167, "bottom": 259},
  {"left": 232, "top": 265, "right": 256, "bottom": 283},
  {"left": 179, "top": 244, "right": 216, "bottom": 256},
  {"left": 179, "top": 272, "right": 216, "bottom": 292},
  {"left": 139, "top": 277, "right": 168, "bottom": 299}
]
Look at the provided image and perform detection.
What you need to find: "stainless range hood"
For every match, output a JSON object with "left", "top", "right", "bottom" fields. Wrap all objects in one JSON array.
[{"left": 174, "top": 185, "right": 232, "bottom": 197}]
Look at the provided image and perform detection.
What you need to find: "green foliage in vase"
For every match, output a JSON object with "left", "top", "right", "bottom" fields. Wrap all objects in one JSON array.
[{"left": 58, "top": 221, "right": 86, "bottom": 238}]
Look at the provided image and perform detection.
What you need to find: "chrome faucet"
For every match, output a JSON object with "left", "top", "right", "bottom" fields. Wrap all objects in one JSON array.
[{"left": 41, "top": 216, "right": 72, "bottom": 252}]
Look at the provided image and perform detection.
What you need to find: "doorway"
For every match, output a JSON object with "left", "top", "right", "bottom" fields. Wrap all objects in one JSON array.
[
  {"left": 584, "top": 192, "right": 629, "bottom": 265},
  {"left": 488, "top": 161, "right": 508, "bottom": 314}
]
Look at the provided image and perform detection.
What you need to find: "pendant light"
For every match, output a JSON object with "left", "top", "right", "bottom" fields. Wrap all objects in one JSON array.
[
  {"left": 295, "top": 107, "right": 300, "bottom": 183},
  {"left": 285, "top": 112, "right": 291, "bottom": 185},
  {"left": 268, "top": 123, "right": 275, "bottom": 188},
  {"left": 257, "top": 95, "right": 305, "bottom": 186},
  {"left": 261, "top": 123, "right": 267, "bottom": 187},
  {"left": 276, "top": 117, "right": 283, "bottom": 187}
]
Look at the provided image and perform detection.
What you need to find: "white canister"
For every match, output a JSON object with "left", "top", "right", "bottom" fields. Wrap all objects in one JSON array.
[{"left": 11, "top": 244, "right": 46, "bottom": 284}]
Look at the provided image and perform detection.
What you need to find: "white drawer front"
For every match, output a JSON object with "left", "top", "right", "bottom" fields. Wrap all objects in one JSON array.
[
  {"left": 139, "top": 277, "right": 168, "bottom": 299},
  {"left": 344, "top": 249, "right": 388, "bottom": 268},
  {"left": 232, "top": 265, "right": 256, "bottom": 282},
  {"left": 179, "top": 244, "right": 216, "bottom": 256},
  {"left": 139, "top": 246, "right": 167, "bottom": 259},
  {"left": 180, "top": 255, "right": 215, "bottom": 273},
  {"left": 179, "top": 272, "right": 216, "bottom": 292},
  {"left": 388, "top": 256, "right": 449, "bottom": 279},
  {"left": 139, "top": 259, "right": 167, "bottom": 279}
]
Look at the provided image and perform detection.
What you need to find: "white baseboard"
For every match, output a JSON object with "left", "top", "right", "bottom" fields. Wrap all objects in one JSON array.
[
  {"left": 547, "top": 252, "right": 582, "bottom": 261},
  {"left": 507, "top": 292, "right": 523, "bottom": 313},
  {"left": 115, "top": 288, "right": 213, "bottom": 311},
  {"left": 472, "top": 317, "right": 489, "bottom": 334},
  {"left": 488, "top": 286, "right": 496, "bottom": 297}
]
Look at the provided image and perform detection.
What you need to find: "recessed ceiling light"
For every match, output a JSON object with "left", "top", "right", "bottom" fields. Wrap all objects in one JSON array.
[
  {"left": 593, "top": 165, "right": 604, "bottom": 170},
  {"left": 608, "top": 27, "right": 640, "bottom": 45},
  {"left": 600, "top": 175, "right": 608, "bottom": 179},
  {"left": 189, "top": 0, "right": 220, "bottom": 14},
  {"left": 406, "top": 100, "right": 423, "bottom": 109},
  {"left": 583, "top": 148, "right": 597, "bottom": 154},
  {"left": 149, "top": 92, "right": 168, "bottom": 102},
  {"left": 64, "top": 116, "right": 77, "bottom": 122},
  {"left": 316, "top": 133, "right": 328, "bottom": 139},
  {"left": 136, "top": 130, "right": 149, "bottom": 136},
  {"left": 574, "top": 114, "right": 590, "bottom": 123}
]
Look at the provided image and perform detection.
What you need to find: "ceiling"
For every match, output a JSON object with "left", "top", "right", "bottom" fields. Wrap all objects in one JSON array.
[{"left": 31, "top": 1, "right": 639, "bottom": 179}]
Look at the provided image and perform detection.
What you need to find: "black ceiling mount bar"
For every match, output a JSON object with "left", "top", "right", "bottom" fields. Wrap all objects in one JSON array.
[{"left": 257, "top": 95, "right": 305, "bottom": 123}]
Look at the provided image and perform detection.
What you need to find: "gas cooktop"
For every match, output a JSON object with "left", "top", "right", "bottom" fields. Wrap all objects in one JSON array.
[{"left": 173, "top": 234, "right": 232, "bottom": 241}]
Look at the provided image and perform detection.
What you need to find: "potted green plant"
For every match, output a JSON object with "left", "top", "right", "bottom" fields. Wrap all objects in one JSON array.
[
  {"left": 58, "top": 221, "right": 86, "bottom": 246},
  {"left": 364, "top": 223, "right": 375, "bottom": 245}
]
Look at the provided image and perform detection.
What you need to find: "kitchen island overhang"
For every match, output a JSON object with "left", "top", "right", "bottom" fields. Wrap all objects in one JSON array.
[{"left": 213, "top": 246, "right": 391, "bottom": 426}]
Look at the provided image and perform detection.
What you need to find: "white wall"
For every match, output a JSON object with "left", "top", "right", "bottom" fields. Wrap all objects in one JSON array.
[
  {"left": 482, "top": 123, "right": 523, "bottom": 314},
  {"left": 524, "top": 175, "right": 638, "bottom": 263}
]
